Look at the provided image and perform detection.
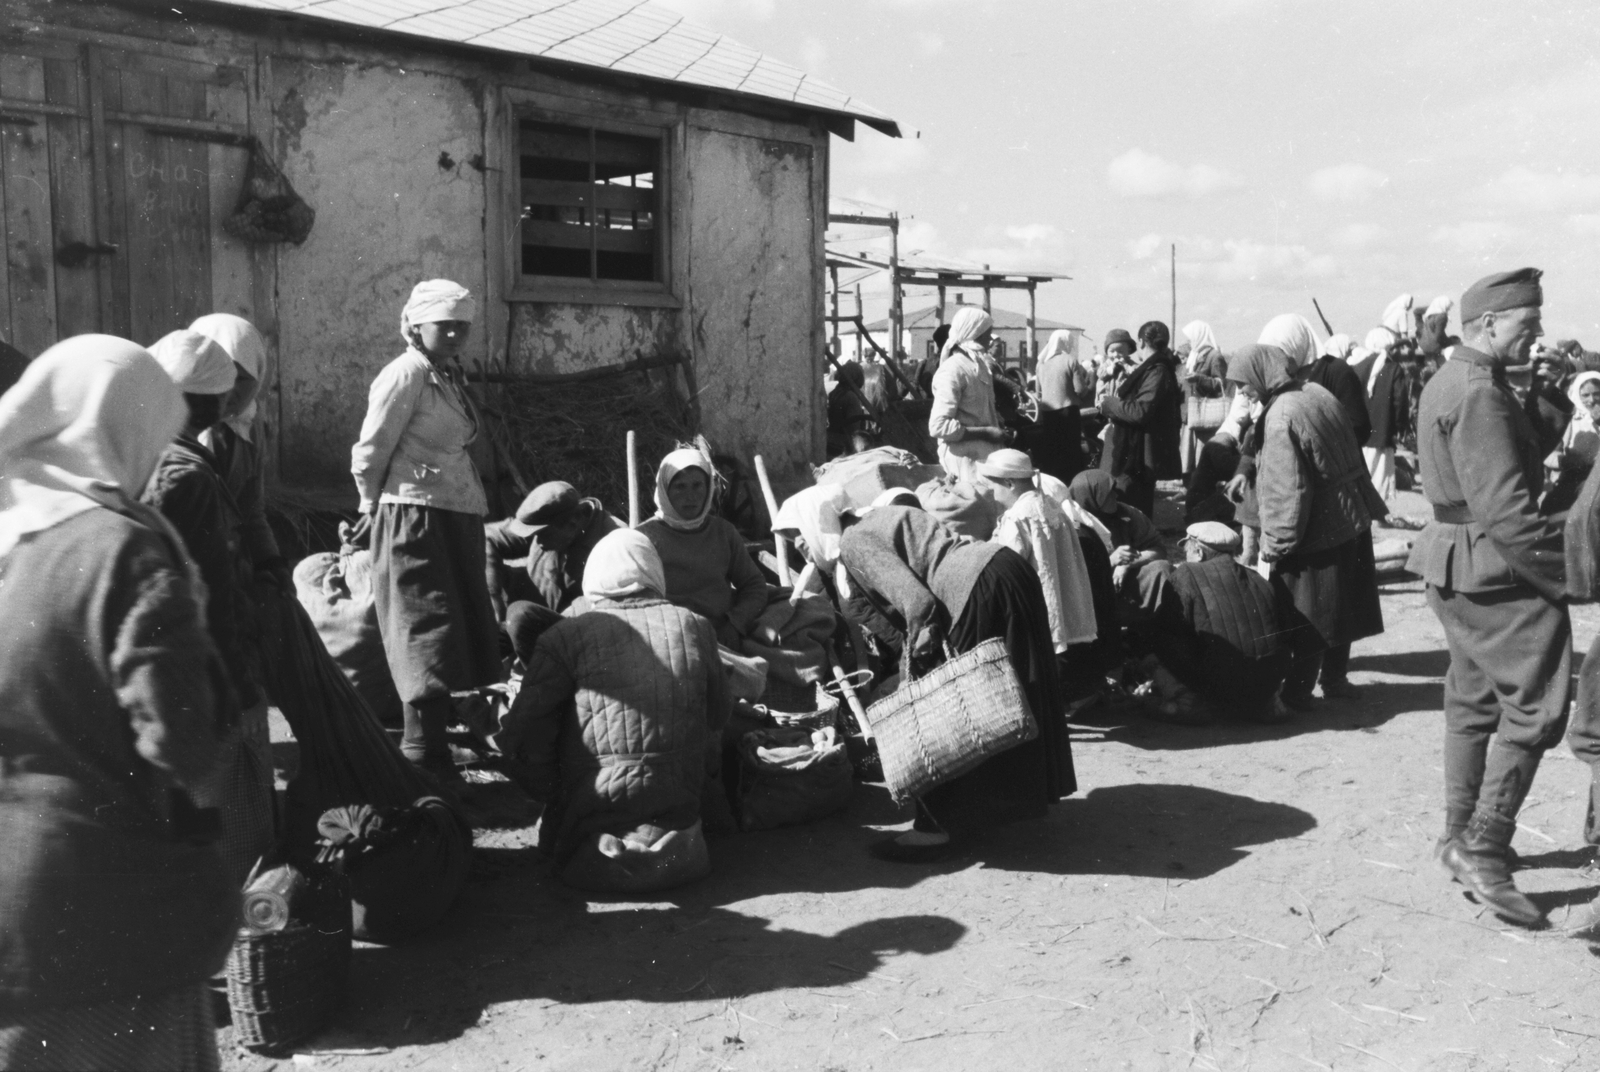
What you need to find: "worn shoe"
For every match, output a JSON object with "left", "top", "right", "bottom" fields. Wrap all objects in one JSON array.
[
  {"left": 1319, "top": 678, "right": 1360, "bottom": 701},
  {"left": 1441, "top": 818, "right": 1542, "bottom": 927}
]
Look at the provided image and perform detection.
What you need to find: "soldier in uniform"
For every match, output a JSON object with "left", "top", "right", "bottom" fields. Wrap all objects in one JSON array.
[{"left": 1407, "top": 268, "right": 1567, "bottom": 927}]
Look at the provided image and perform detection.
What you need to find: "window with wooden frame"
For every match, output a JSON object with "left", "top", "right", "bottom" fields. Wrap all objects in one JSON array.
[{"left": 518, "top": 118, "right": 663, "bottom": 289}]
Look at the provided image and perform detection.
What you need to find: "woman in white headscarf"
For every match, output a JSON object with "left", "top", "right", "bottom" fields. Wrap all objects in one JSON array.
[
  {"left": 350, "top": 280, "right": 502, "bottom": 779},
  {"left": 928, "top": 306, "right": 1012, "bottom": 481},
  {"left": 638, "top": 445, "right": 768, "bottom": 647},
  {"left": 1352, "top": 327, "right": 1404, "bottom": 502},
  {"left": 1179, "top": 319, "right": 1230, "bottom": 474},
  {"left": 1544, "top": 371, "right": 1600, "bottom": 515},
  {"left": 1382, "top": 293, "right": 1416, "bottom": 339},
  {"left": 0, "top": 336, "right": 236, "bottom": 1072},
  {"left": 1033, "top": 329, "right": 1090, "bottom": 481},
  {"left": 143, "top": 329, "right": 277, "bottom": 885},
  {"left": 1257, "top": 313, "right": 1321, "bottom": 370},
  {"left": 493, "top": 529, "right": 728, "bottom": 892},
  {"left": 190, "top": 312, "right": 288, "bottom": 591}
]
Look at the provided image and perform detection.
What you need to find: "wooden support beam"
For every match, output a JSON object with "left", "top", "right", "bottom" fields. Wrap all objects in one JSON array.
[{"left": 465, "top": 352, "right": 684, "bottom": 385}]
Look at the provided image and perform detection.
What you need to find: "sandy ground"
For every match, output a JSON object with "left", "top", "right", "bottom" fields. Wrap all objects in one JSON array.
[{"left": 224, "top": 495, "right": 1600, "bottom": 1072}]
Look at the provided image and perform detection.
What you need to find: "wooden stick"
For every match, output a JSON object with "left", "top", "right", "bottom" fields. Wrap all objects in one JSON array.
[
  {"left": 788, "top": 561, "right": 818, "bottom": 605},
  {"left": 626, "top": 431, "right": 640, "bottom": 528},
  {"left": 752, "top": 455, "right": 792, "bottom": 586},
  {"left": 831, "top": 650, "right": 872, "bottom": 739}
]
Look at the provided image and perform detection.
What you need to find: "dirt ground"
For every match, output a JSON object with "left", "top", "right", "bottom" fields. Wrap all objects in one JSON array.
[{"left": 225, "top": 492, "right": 1600, "bottom": 1072}]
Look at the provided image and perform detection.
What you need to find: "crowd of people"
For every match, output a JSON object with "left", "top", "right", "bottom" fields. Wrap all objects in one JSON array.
[{"left": 2, "top": 263, "right": 1599, "bottom": 1066}]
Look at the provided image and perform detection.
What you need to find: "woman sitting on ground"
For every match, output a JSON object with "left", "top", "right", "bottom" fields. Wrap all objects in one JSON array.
[
  {"left": 839, "top": 502, "right": 1073, "bottom": 863},
  {"left": 493, "top": 530, "right": 728, "bottom": 892},
  {"left": 638, "top": 447, "right": 767, "bottom": 648},
  {"left": 1066, "top": 469, "right": 1169, "bottom": 624}
]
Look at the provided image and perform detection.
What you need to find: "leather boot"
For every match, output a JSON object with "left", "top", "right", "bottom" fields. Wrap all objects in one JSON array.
[{"left": 1440, "top": 810, "right": 1542, "bottom": 927}]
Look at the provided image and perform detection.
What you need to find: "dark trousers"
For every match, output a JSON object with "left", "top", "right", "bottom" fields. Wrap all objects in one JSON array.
[{"left": 1426, "top": 584, "right": 1572, "bottom": 834}]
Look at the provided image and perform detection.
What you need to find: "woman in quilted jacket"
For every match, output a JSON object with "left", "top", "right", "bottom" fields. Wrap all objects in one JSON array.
[
  {"left": 493, "top": 530, "right": 729, "bottom": 893},
  {"left": 1228, "top": 344, "right": 1385, "bottom": 710}
]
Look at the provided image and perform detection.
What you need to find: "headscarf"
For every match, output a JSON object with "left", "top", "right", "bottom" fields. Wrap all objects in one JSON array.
[
  {"left": 190, "top": 313, "right": 267, "bottom": 440},
  {"left": 940, "top": 306, "right": 993, "bottom": 360},
  {"left": 400, "top": 279, "right": 475, "bottom": 344},
  {"left": 1067, "top": 469, "right": 1119, "bottom": 521},
  {"left": 1225, "top": 344, "right": 1298, "bottom": 399},
  {"left": 1035, "top": 329, "right": 1077, "bottom": 365},
  {"left": 1182, "top": 320, "right": 1220, "bottom": 373},
  {"left": 1425, "top": 295, "right": 1454, "bottom": 320},
  {"left": 149, "top": 329, "right": 236, "bottom": 395},
  {"left": 1382, "top": 294, "right": 1415, "bottom": 337},
  {"left": 582, "top": 529, "right": 667, "bottom": 602},
  {"left": 1321, "top": 334, "right": 1355, "bottom": 360},
  {"left": 0, "top": 335, "right": 186, "bottom": 562},
  {"left": 1039, "top": 471, "right": 1112, "bottom": 550},
  {"left": 773, "top": 483, "right": 850, "bottom": 571},
  {"left": 1568, "top": 372, "right": 1600, "bottom": 430},
  {"left": 1362, "top": 327, "right": 1398, "bottom": 392},
  {"left": 1257, "top": 314, "right": 1319, "bottom": 370},
  {"left": 653, "top": 447, "right": 717, "bottom": 532}
]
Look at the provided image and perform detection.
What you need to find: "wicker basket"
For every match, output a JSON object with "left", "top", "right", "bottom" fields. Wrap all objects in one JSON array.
[
  {"left": 226, "top": 870, "right": 352, "bottom": 1054},
  {"left": 757, "top": 680, "right": 840, "bottom": 731},
  {"left": 861, "top": 637, "right": 1038, "bottom": 804}
]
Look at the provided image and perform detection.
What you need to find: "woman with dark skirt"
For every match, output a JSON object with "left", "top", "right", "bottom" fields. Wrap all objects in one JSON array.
[
  {"left": 839, "top": 504, "right": 1074, "bottom": 862},
  {"left": 1228, "top": 345, "right": 1386, "bottom": 709},
  {"left": 351, "top": 280, "right": 502, "bottom": 779}
]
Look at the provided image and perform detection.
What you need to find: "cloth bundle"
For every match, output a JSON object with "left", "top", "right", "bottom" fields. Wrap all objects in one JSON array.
[
  {"left": 314, "top": 798, "right": 472, "bottom": 942},
  {"left": 557, "top": 820, "right": 711, "bottom": 894},
  {"left": 294, "top": 546, "right": 402, "bottom": 726},
  {"left": 734, "top": 726, "right": 854, "bottom": 831},
  {"left": 915, "top": 475, "right": 1003, "bottom": 540},
  {"left": 740, "top": 589, "right": 837, "bottom": 689}
]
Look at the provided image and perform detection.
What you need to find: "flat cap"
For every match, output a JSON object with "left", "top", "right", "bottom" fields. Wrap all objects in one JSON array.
[
  {"left": 1185, "top": 521, "right": 1242, "bottom": 553},
  {"left": 508, "top": 481, "right": 580, "bottom": 536},
  {"left": 1460, "top": 267, "right": 1542, "bottom": 323}
]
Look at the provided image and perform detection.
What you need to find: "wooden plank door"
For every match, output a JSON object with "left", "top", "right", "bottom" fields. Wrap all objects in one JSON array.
[
  {"left": 93, "top": 45, "right": 252, "bottom": 345},
  {"left": 0, "top": 38, "right": 98, "bottom": 356}
]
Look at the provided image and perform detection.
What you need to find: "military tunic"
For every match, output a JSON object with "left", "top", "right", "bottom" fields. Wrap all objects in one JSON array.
[{"left": 1406, "top": 345, "right": 1571, "bottom": 832}]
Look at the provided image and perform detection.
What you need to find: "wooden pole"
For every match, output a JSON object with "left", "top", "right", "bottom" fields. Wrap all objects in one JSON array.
[
  {"left": 1170, "top": 243, "right": 1177, "bottom": 340},
  {"left": 889, "top": 212, "right": 902, "bottom": 368},
  {"left": 625, "top": 430, "right": 640, "bottom": 527},
  {"left": 831, "top": 650, "right": 873, "bottom": 738},
  {"left": 1027, "top": 284, "right": 1038, "bottom": 372},
  {"left": 855, "top": 284, "right": 866, "bottom": 364},
  {"left": 937, "top": 284, "right": 947, "bottom": 325},
  {"left": 829, "top": 264, "right": 840, "bottom": 358},
  {"left": 752, "top": 455, "right": 791, "bottom": 586},
  {"left": 981, "top": 264, "right": 992, "bottom": 314}
]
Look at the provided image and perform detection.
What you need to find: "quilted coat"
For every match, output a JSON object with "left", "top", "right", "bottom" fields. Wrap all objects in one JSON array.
[
  {"left": 495, "top": 597, "right": 729, "bottom": 865},
  {"left": 1257, "top": 382, "right": 1387, "bottom": 563}
]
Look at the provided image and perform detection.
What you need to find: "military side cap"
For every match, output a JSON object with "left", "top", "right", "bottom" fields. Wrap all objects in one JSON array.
[
  {"left": 1185, "top": 520, "right": 1242, "bottom": 553},
  {"left": 508, "top": 481, "right": 580, "bottom": 536},
  {"left": 1460, "top": 267, "right": 1542, "bottom": 323}
]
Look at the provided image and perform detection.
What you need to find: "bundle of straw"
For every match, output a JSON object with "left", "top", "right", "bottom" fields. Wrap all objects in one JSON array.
[
  {"left": 256, "top": 588, "right": 440, "bottom": 862},
  {"left": 478, "top": 375, "right": 696, "bottom": 520}
]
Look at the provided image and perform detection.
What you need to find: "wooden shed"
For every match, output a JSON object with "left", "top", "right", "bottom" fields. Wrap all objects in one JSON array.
[{"left": 0, "top": 0, "right": 899, "bottom": 495}]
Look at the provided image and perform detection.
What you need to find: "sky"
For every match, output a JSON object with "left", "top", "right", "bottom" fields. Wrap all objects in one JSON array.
[{"left": 659, "top": 0, "right": 1600, "bottom": 352}]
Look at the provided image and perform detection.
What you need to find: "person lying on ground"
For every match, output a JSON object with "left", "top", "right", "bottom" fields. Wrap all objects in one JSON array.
[
  {"left": 1138, "top": 522, "right": 1290, "bottom": 725},
  {"left": 493, "top": 530, "right": 728, "bottom": 893},
  {"left": 638, "top": 447, "right": 767, "bottom": 649},
  {"left": 839, "top": 501, "right": 1073, "bottom": 863}
]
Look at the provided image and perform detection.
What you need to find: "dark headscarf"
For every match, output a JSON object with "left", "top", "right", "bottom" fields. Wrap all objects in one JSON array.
[
  {"left": 1225, "top": 344, "right": 1298, "bottom": 455},
  {"left": 1067, "top": 469, "right": 1119, "bottom": 521}
]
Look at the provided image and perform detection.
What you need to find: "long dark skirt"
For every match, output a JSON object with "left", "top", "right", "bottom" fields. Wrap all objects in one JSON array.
[
  {"left": 921, "top": 548, "right": 1075, "bottom": 833},
  {"left": 1273, "top": 530, "right": 1384, "bottom": 653},
  {"left": 1031, "top": 407, "right": 1085, "bottom": 484},
  {"left": 372, "top": 503, "right": 502, "bottom": 703}
]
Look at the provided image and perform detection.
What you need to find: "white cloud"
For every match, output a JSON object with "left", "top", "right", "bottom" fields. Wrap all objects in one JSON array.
[
  {"left": 1482, "top": 167, "right": 1600, "bottom": 213},
  {"left": 799, "top": 35, "right": 829, "bottom": 75},
  {"left": 914, "top": 31, "right": 944, "bottom": 57},
  {"left": 1004, "top": 223, "right": 1061, "bottom": 247},
  {"left": 1107, "top": 149, "right": 1243, "bottom": 199},
  {"left": 1573, "top": 214, "right": 1600, "bottom": 236},
  {"left": 1185, "top": 239, "right": 1337, "bottom": 285},
  {"left": 834, "top": 134, "right": 930, "bottom": 176},
  {"left": 1330, "top": 223, "right": 1386, "bottom": 249},
  {"left": 1431, "top": 220, "right": 1527, "bottom": 253},
  {"left": 1309, "top": 164, "right": 1389, "bottom": 203},
  {"left": 1129, "top": 232, "right": 1165, "bottom": 259}
]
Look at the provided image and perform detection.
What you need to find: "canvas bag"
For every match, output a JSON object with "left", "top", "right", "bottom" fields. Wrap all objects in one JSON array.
[
  {"left": 734, "top": 726, "right": 853, "bottom": 831},
  {"left": 294, "top": 548, "right": 402, "bottom": 726},
  {"left": 315, "top": 797, "right": 472, "bottom": 943}
]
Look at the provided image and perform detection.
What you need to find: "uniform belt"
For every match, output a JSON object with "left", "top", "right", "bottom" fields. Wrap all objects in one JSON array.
[{"left": 1432, "top": 503, "right": 1473, "bottom": 524}]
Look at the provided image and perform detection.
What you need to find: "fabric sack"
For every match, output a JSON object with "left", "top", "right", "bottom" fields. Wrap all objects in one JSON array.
[
  {"left": 735, "top": 726, "right": 853, "bottom": 832},
  {"left": 315, "top": 797, "right": 472, "bottom": 943},
  {"left": 558, "top": 820, "right": 711, "bottom": 894},
  {"left": 915, "top": 475, "right": 1003, "bottom": 540},
  {"left": 295, "top": 548, "right": 402, "bottom": 726}
]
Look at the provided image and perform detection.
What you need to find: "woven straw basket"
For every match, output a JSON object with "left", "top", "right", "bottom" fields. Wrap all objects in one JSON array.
[
  {"left": 861, "top": 637, "right": 1038, "bottom": 804},
  {"left": 226, "top": 870, "right": 352, "bottom": 1054}
]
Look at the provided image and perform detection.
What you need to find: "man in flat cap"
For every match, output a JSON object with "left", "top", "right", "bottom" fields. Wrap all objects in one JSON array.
[
  {"left": 1407, "top": 267, "right": 1567, "bottom": 927},
  {"left": 484, "top": 481, "right": 623, "bottom": 660},
  {"left": 1140, "top": 521, "right": 1290, "bottom": 724}
]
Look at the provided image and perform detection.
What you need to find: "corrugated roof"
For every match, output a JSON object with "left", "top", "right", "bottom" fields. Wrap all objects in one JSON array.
[{"left": 205, "top": 0, "right": 899, "bottom": 136}]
